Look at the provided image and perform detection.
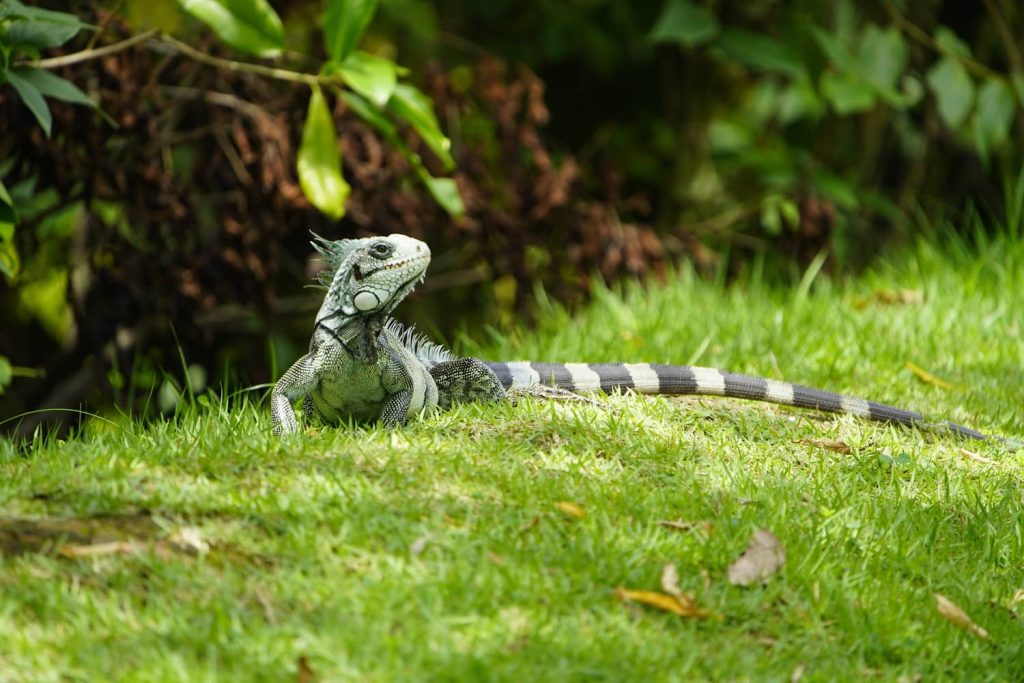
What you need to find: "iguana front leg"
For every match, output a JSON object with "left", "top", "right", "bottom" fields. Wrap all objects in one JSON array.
[
  {"left": 429, "top": 357, "right": 506, "bottom": 410},
  {"left": 271, "top": 354, "right": 318, "bottom": 435}
]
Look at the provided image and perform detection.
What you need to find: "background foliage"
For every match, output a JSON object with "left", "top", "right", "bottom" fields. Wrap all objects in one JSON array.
[{"left": 1, "top": 0, "right": 1022, "bottom": 432}]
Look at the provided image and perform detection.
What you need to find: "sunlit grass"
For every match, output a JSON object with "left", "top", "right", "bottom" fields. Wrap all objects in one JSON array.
[{"left": 1, "top": 233, "right": 1023, "bottom": 681}]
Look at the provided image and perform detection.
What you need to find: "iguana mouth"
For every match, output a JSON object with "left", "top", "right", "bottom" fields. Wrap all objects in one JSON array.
[{"left": 353, "top": 256, "right": 427, "bottom": 282}]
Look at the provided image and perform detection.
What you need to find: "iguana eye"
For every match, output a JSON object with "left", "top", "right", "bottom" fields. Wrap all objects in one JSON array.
[{"left": 369, "top": 242, "right": 392, "bottom": 259}]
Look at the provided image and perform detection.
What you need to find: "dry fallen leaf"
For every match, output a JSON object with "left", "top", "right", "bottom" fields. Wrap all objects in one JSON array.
[
  {"left": 555, "top": 501, "right": 585, "bottom": 519},
  {"left": 853, "top": 289, "right": 923, "bottom": 309},
  {"left": 58, "top": 540, "right": 144, "bottom": 558},
  {"left": 1012, "top": 589, "right": 1024, "bottom": 606},
  {"left": 615, "top": 587, "right": 722, "bottom": 620},
  {"left": 657, "top": 519, "right": 714, "bottom": 534},
  {"left": 934, "top": 593, "right": 988, "bottom": 639},
  {"left": 905, "top": 361, "right": 955, "bottom": 390},
  {"left": 728, "top": 529, "right": 786, "bottom": 586},
  {"left": 796, "top": 438, "right": 851, "bottom": 454},
  {"left": 959, "top": 448, "right": 997, "bottom": 466},
  {"left": 169, "top": 527, "right": 209, "bottom": 555},
  {"left": 790, "top": 663, "right": 806, "bottom": 683},
  {"left": 296, "top": 655, "right": 318, "bottom": 683},
  {"left": 660, "top": 563, "right": 686, "bottom": 600},
  {"left": 409, "top": 535, "right": 430, "bottom": 556}
]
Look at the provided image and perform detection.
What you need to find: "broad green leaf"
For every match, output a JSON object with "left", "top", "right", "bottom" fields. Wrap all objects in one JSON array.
[
  {"left": 10, "top": 67, "right": 94, "bottom": 107},
  {"left": 5, "top": 68, "right": 52, "bottom": 136},
  {"left": 324, "top": 0, "right": 379, "bottom": 62},
  {"left": 0, "top": 356, "right": 11, "bottom": 394},
  {"left": 0, "top": 2, "right": 84, "bottom": 50},
  {"left": 0, "top": 179, "right": 15, "bottom": 225},
  {"left": 926, "top": 57, "right": 974, "bottom": 129},
  {"left": 810, "top": 26, "right": 857, "bottom": 73},
  {"left": 971, "top": 78, "right": 1015, "bottom": 159},
  {"left": 715, "top": 29, "right": 803, "bottom": 77},
  {"left": 341, "top": 89, "right": 398, "bottom": 140},
  {"left": 934, "top": 27, "right": 971, "bottom": 58},
  {"left": 649, "top": 0, "right": 719, "bottom": 48},
  {"left": 388, "top": 83, "right": 454, "bottom": 170},
  {"left": 418, "top": 172, "right": 464, "bottom": 217},
  {"left": 0, "top": 225, "right": 19, "bottom": 281},
  {"left": 335, "top": 50, "right": 397, "bottom": 107},
  {"left": 298, "top": 87, "right": 349, "bottom": 220},
  {"left": 177, "top": 0, "right": 284, "bottom": 57},
  {"left": 820, "top": 71, "right": 876, "bottom": 114},
  {"left": 857, "top": 25, "right": 906, "bottom": 92},
  {"left": 343, "top": 90, "right": 462, "bottom": 216}
]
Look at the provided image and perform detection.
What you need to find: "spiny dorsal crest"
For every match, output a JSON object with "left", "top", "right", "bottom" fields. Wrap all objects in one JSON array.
[
  {"left": 309, "top": 232, "right": 358, "bottom": 290},
  {"left": 383, "top": 319, "right": 454, "bottom": 367}
]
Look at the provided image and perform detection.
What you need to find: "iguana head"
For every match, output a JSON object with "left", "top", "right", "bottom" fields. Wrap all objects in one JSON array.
[{"left": 311, "top": 233, "right": 430, "bottom": 327}]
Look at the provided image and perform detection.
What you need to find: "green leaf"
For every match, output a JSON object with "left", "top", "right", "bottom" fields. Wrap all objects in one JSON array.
[
  {"left": 0, "top": 2, "right": 85, "bottom": 50},
  {"left": 177, "top": 0, "right": 285, "bottom": 57},
  {"left": 9, "top": 67, "right": 94, "bottom": 107},
  {"left": 810, "top": 26, "right": 857, "bottom": 73},
  {"left": 0, "top": 179, "right": 16, "bottom": 225},
  {"left": 857, "top": 25, "right": 906, "bottom": 93},
  {"left": 335, "top": 50, "right": 397, "bottom": 107},
  {"left": 926, "top": 57, "right": 974, "bottom": 129},
  {"left": 820, "top": 71, "right": 876, "bottom": 115},
  {"left": 324, "top": 0, "right": 379, "bottom": 62},
  {"left": 0, "top": 221, "right": 19, "bottom": 281},
  {"left": 343, "top": 90, "right": 462, "bottom": 216},
  {"left": 649, "top": 0, "right": 719, "bottom": 48},
  {"left": 5, "top": 68, "right": 52, "bottom": 136},
  {"left": 971, "top": 78, "right": 1015, "bottom": 159},
  {"left": 714, "top": 29, "right": 803, "bottom": 77},
  {"left": 0, "top": 356, "right": 11, "bottom": 394},
  {"left": 934, "top": 27, "right": 971, "bottom": 59},
  {"left": 419, "top": 173, "right": 463, "bottom": 217},
  {"left": 341, "top": 89, "right": 398, "bottom": 140},
  {"left": 388, "top": 83, "right": 454, "bottom": 170},
  {"left": 297, "top": 87, "right": 350, "bottom": 220}
]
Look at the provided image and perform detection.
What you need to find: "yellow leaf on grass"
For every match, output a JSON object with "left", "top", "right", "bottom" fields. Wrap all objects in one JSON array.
[
  {"left": 934, "top": 593, "right": 988, "bottom": 639},
  {"left": 959, "top": 448, "right": 997, "bottom": 466},
  {"left": 555, "top": 501, "right": 585, "bottom": 519},
  {"left": 615, "top": 587, "right": 722, "bottom": 620},
  {"left": 905, "top": 361, "right": 955, "bottom": 390}
]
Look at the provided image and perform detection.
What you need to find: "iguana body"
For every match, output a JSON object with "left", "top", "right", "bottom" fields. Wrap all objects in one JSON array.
[{"left": 272, "top": 233, "right": 999, "bottom": 445}]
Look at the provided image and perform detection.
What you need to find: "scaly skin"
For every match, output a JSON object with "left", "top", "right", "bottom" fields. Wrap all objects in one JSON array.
[{"left": 273, "top": 233, "right": 1011, "bottom": 448}]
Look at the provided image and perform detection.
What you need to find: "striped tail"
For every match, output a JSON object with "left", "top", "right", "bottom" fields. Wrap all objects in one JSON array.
[{"left": 484, "top": 361, "right": 991, "bottom": 442}]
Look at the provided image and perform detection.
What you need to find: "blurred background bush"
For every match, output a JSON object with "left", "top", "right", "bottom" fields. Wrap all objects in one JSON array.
[{"left": 1, "top": 0, "right": 1022, "bottom": 434}]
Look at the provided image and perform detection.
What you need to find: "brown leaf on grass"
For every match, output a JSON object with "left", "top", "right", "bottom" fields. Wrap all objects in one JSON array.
[
  {"left": 168, "top": 527, "right": 209, "bottom": 555},
  {"left": 657, "top": 519, "right": 714, "bottom": 534},
  {"left": 296, "top": 655, "right": 318, "bottom": 683},
  {"left": 852, "top": 289, "right": 923, "bottom": 309},
  {"left": 614, "top": 587, "right": 722, "bottom": 620},
  {"left": 934, "top": 593, "right": 988, "bottom": 639},
  {"left": 660, "top": 563, "right": 686, "bottom": 600},
  {"left": 409, "top": 535, "right": 430, "bottom": 556},
  {"left": 517, "top": 516, "right": 540, "bottom": 534},
  {"left": 57, "top": 540, "right": 145, "bottom": 558},
  {"left": 959, "top": 448, "right": 997, "bottom": 466},
  {"left": 905, "top": 361, "right": 956, "bottom": 390},
  {"left": 555, "top": 501, "right": 585, "bottom": 519},
  {"left": 728, "top": 529, "right": 785, "bottom": 586},
  {"left": 796, "top": 438, "right": 851, "bottom": 454}
]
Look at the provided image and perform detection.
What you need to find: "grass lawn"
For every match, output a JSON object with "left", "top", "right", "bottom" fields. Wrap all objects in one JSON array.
[{"left": 2, "top": 234, "right": 1023, "bottom": 681}]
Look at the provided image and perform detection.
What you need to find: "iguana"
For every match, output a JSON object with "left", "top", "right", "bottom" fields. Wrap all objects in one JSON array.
[{"left": 271, "top": 233, "right": 1005, "bottom": 446}]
